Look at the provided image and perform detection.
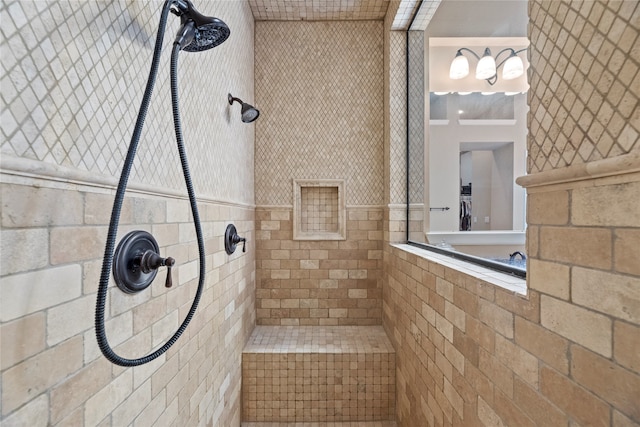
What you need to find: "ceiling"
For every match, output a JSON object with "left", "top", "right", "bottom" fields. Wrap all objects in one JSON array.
[
  {"left": 247, "top": 0, "right": 527, "bottom": 36},
  {"left": 247, "top": 0, "right": 392, "bottom": 21}
]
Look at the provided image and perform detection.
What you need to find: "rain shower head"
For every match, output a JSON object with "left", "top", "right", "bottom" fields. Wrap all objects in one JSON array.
[
  {"left": 228, "top": 94, "right": 260, "bottom": 123},
  {"left": 173, "top": 0, "right": 230, "bottom": 52}
]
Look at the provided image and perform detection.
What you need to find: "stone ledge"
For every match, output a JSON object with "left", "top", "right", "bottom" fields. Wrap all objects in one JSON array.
[
  {"left": 516, "top": 151, "right": 640, "bottom": 189},
  {"left": 243, "top": 326, "right": 394, "bottom": 354}
]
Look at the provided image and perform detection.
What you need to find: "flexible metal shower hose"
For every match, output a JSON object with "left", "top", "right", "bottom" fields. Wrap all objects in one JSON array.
[{"left": 95, "top": 0, "right": 205, "bottom": 367}]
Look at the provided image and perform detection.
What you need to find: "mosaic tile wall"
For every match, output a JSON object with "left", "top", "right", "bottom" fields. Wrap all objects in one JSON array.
[
  {"left": 301, "top": 186, "right": 340, "bottom": 233},
  {"left": 1, "top": 0, "right": 256, "bottom": 204},
  {"left": 407, "top": 30, "right": 424, "bottom": 206},
  {"left": 387, "top": 29, "right": 406, "bottom": 209},
  {"left": 527, "top": 0, "right": 639, "bottom": 173},
  {"left": 254, "top": 20, "right": 384, "bottom": 207},
  {"left": 386, "top": 12, "right": 410, "bottom": 244},
  {"left": 1, "top": 1, "right": 257, "bottom": 426}
]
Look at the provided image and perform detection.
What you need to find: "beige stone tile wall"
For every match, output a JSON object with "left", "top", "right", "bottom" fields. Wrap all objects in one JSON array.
[
  {"left": 248, "top": 0, "right": 390, "bottom": 21},
  {"left": 1, "top": 0, "right": 256, "bottom": 204},
  {"left": 1, "top": 0, "right": 257, "bottom": 425},
  {"left": 382, "top": 0, "right": 640, "bottom": 426},
  {"left": 256, "top": 207, "right": 383, "bottom": 326},
  {"left": 242, "top": 422, "right": 397, "bottom": 427},
  {"left": 1, "top": 182, "right": 256, "bottom": 426},
  {"left": 385, "top": 1, "right": 409, "bottom": 243},
  {"left": 383, "top": 193, "right": 640, "bottom": 426},
  {"left": 254, "top": 21, "right": 384, "bottom": 207},
  {"left": 254, "top": 20, "right": 386, "bottom": 325}
]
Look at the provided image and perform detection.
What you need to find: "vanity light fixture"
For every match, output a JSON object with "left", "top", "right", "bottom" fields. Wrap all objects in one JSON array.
[{"left": 449, "top": 47, "right": 527, "bottom": 85}]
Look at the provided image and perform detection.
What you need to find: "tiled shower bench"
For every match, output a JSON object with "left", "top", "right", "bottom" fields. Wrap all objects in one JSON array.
[{"left": 242, "top": 326, "right": 396, "bottom": 424}]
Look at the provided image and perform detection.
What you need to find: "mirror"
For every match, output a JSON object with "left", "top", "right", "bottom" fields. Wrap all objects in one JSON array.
[
  {"left": 425, "top": 91, "right": 527, "bottom": 257},
  {"left": 406, "top": 0, "right": 530, "bottom": 264}
]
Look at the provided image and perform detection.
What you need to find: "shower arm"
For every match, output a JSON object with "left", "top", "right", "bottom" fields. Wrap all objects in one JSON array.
[
  {"left": 228, "top": 95, "right": 242, "bottom": 105},
  {"left": 95, "top": 0, "right": 207, "bottom": 367}
]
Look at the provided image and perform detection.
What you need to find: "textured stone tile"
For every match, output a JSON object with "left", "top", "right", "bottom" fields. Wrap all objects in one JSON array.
[
  {"left": 541, "top": 295, "right": 612, "bottom": 358},
  {"left": 614, "top": 228, "right": 640, "bottom": 276},
  {"left": 0, "top": 313, "right": 46, "bottom": 371},
  {"left": 571, "top": 345, "right": 640, "bottom": 421},
  {"left": 1, "top": 184, "right": 83, "bottom": 227},
  {"left": 514, "top": 316, "right": 569, "bottom": 374},
  {"left": 540, "top": 366, "right": 609, "bottom": 427},
  {"left": 527, "top": 259, "right": 570, "bottom": 300},
  {"left": 2, "top": 336, "right": 83, "bottom": 415},
  {"left": 50, "top": 226, "right": 106, "bottom": 265},
  {"left": 539, "top": 226, "right": 612, "bottom": 269},
  {"left": 572, "top": 181, "right": 640, "bottom": 227},
  {"left": 0, "top": 228, "right": 49, "bottom": 275},
  {"left": 0, "top": 264, "right": 81, "bottom": 322},
  {"left": 572, "top": 267, "right": 640, "bottom": 323},
  {"left": 50, "top": 358, "right": 112, "bottom": 423}
]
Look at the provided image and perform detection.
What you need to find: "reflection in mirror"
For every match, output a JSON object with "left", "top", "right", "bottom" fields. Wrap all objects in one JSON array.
[
  {"left": 427, "top": 92, "right": 527, "bottom": 260},
  {"left": 459, "top": 143, "right": 514, "bottom": 231}
]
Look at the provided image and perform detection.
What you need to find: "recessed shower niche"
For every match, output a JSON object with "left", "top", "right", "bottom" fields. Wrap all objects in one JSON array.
[{"left": 293, "top": 179, "right": 346, "bottom": 240}]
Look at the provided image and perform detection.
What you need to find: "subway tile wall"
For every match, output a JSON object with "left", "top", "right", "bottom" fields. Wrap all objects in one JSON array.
[
  {"left": 384, "top": 173, "right": 640, "bottom": 426},
  {"left": 256, "top": 207, "right": 383, "bottom": 326},
  {"left": 1, "top": 0, "right": 257, "bottom": 425},
  {"left": 1, "top": 184, "right": 256, "bottom": 426}
]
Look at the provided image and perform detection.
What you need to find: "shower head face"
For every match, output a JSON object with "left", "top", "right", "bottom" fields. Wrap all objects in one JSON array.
[
  {"left": 177, "top": 0, "right": 230, "bottom": 52},
  {"left": 241, "top": 103, "right": 260, "bottom": 123},
  {"left": 183, "top": 18, "right": 230, "bottom": 52},
  {"left": 229, "top": 94, "right": 260, "bottom": 123}
]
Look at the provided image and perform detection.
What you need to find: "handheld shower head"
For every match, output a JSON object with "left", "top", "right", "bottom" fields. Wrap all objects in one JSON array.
[
  {"left": 173, "top": 0, "right": 230, "bottom": 52},
  {"left": 228, "top": 94, "right": 260, "bottom": 123}
]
